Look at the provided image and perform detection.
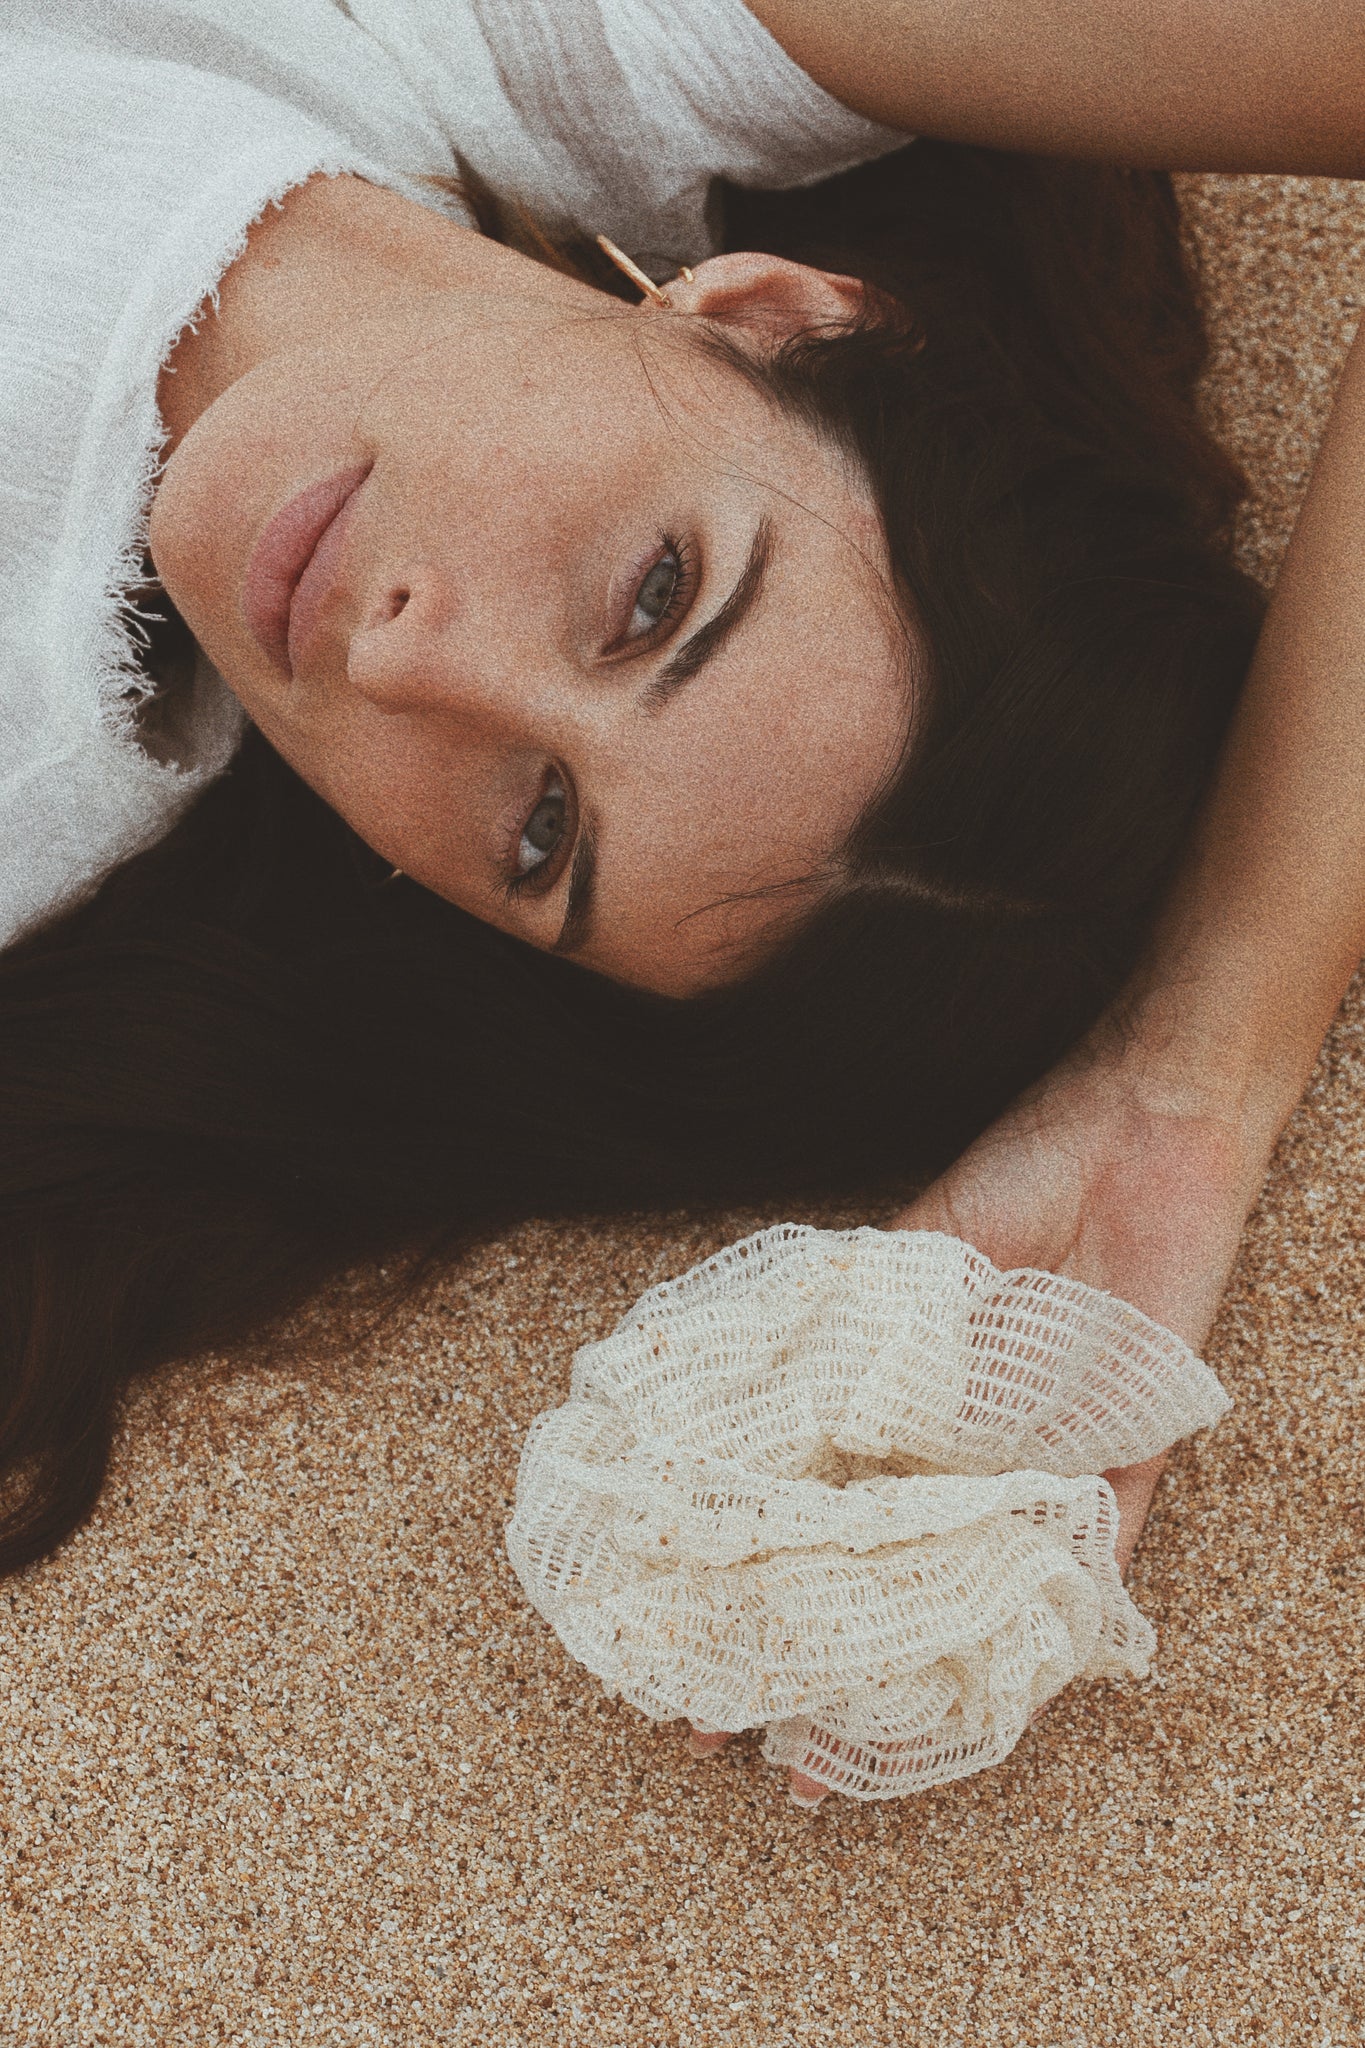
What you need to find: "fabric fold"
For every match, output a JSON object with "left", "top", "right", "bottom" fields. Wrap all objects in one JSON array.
[{"left": 507, "top": 1224, "right": 1230, "bottom": 1799}]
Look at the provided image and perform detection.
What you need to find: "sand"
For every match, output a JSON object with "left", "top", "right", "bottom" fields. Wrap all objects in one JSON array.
[{"left": 2, "top": 173, "right": 1362, "bottom": 2048}]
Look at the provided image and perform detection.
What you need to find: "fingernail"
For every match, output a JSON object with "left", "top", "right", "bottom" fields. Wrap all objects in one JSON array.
[{"left": 788, "top": 1786, "right": 826, "bottom": 1810}]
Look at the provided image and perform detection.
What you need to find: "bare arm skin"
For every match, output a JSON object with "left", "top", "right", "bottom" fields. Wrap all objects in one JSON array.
[
  {"left": 697, "top": 326, "right": 1365, "bottom": 1777},
  {"left": 725, "top": 330, "right": 1365, "bottom": 1800},
  {"left": 894, "top": 322, "right": 1365, "bottom": 1568},
  {"left": 699, "top": 319, "right": 1365, "bottom": 1770},
  {"left": 747, "top": 0, "right": 1365, "bottom": 174}
]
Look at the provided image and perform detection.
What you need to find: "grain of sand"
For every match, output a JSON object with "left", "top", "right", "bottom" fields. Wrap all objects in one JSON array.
[{"left": 2, "top": 174, "right": 1362, "bottom": 2048}]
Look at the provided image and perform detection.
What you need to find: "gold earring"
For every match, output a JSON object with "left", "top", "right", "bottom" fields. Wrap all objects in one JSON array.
[{"left": 596, "top": 233, "right": 673, "bottom": 308}]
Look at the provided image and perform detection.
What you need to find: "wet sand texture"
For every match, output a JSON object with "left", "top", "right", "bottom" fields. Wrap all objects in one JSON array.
[{"left": 1, "top": 173, "right": 1362, "bottom": 2047}]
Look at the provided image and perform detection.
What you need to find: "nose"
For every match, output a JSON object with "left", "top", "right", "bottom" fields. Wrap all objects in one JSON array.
[{"left": 346, "top": 558, "right": 544, "bottom": 740}]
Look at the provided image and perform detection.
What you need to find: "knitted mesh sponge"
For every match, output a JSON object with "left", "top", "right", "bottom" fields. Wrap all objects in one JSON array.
[{"left": 506, "top": 1225, "right": 1230, "bottom": 1801}]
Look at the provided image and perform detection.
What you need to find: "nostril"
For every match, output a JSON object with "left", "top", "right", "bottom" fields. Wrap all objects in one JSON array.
[{"left": 359, "top": 588, "right": 412, "bottom": 640}]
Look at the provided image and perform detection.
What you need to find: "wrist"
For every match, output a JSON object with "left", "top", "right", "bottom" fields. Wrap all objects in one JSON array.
[
  {"left": 1069, "top": 981, "right": 1296, "bottom": 1204},
  {"left": 1092, "top": 940, "right": 1326, "bottom": 1159}
]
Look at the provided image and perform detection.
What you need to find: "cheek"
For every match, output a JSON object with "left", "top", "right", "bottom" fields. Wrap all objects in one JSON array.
[
  {"left": 150, "top": 356, "right": 361, "bottom": 652},
  {"left": 147, "top": 440, "right": 221, "bottom": 631},
  {"left": 598, "top": 724, "right": 839, "bottom": 959},
  {"left": 360, "top": 327, "right": 675, "bottom": 533},
  {"left": 640, "top": 677, "right": 899, "bottom": 877},
  {"left": 590, "top": 700, "right": 896, "bottom": 992},
  {"left": 324, "top": 719, "right": 481, "bottom": 872}
]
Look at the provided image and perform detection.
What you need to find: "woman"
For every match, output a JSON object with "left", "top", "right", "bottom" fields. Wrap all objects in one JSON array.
[{"left": 1, "top": 1, "right": 1357, "bottom": 1669}]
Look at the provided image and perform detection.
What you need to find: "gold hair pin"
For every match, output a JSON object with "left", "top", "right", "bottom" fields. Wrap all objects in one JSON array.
[{"left": 596, "top": 234, "right": 694, "bottom": 307}]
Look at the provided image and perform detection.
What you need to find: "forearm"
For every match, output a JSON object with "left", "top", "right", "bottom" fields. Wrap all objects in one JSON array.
[
  {"left": 882, "top": 321, "right": 1365, "bottom": 1371},
  {"left": 1108, "top": 321, "right": 1365, "bottom": 1160},
  {"left": 875, "top": 306, "right": 1365, "bottom": 1553},
  {"left": 748, "top": 0, "right": 1365, "bottom": 177}
]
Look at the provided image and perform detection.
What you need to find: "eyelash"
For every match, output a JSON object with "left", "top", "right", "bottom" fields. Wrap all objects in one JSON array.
[
  {"left": 503, "top": 535, "right": 699, "bottom": 903},
  {"left": 504, "top": 772, "right": 571, "bottom": 903},
  {"left": 630, "top": 532, "right": 698, "bottom": 642}
]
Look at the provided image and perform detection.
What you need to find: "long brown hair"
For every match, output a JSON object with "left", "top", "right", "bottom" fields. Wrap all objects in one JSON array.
[{"left": 0, "top": 143, "right": 1261, "bottom": 1575}]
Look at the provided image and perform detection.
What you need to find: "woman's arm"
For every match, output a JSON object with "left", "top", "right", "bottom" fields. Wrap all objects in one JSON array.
[
  {"left": 892, "top": 318, "right": 1365, "bottom": 1565},
  {"left": 747, "top": 0, "right": 1365, "bottom": 175}
]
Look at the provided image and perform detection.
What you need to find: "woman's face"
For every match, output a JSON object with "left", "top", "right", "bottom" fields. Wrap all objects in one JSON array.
[{"left": 151, "top": 214, "right": 911, "bottom": 996}]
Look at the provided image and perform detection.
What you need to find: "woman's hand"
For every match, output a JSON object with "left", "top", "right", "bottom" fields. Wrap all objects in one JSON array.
[
  {"left": 684, "top": 1724, "right": 831, "bottom": 1807},
  {"left": 891, "top": 1031, "right": 1264, "bottom": 1351},
  {"left": 686, "top": 1031, "right": 1270, "bottom": 1807},
  {"left": 886, "top": 1026, "right": 1273, "bottom": 1575},
  {"left": 692, "top": 76, "right": 1365, "bottom": 1815},
  {"left": 882, "top": 307, "right": 1365, "bottom": 1599}
]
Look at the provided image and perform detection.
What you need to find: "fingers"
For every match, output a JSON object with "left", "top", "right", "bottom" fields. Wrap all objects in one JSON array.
[
  {"left": 686, "top": 1724, "right": 731, "bottom": 1757},
  {"left": 685, "top": 1724, "right": 831, "bottom": 1808},
  {"left": 1102, "top": 1451, "right": 1169, "bottom": 1578},
  {"left": 787, "top": 1767, "right": 828, "bottom": 1809}
]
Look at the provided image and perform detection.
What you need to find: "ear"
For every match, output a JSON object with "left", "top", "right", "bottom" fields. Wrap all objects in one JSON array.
[{"left": 662, "top": 250, "right": 870, "bottom": 347}]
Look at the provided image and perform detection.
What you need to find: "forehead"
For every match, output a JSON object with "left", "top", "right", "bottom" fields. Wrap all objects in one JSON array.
[
  {"left": 559, "top": 330, "right": 914, "bottom": 993},
  {"left": 576, "top": 494, "right": 912, "bottom": 994}
]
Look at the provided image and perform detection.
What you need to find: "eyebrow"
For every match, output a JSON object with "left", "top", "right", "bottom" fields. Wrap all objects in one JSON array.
[
  {"left": 551, "top": 812, "right": 598, "bottom": 956},
  {"left": 640, "top": 514, "right": 775, "bottom": 716}
]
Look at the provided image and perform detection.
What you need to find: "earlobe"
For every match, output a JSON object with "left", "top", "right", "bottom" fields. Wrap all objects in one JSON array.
[{"left": 666, "top": 250, "right": 869, "bottom": 347}]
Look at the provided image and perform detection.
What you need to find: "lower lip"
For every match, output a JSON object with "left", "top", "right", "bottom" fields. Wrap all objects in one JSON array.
[{"left": 241, "top": 464, "right": 370, "bottom": 674}]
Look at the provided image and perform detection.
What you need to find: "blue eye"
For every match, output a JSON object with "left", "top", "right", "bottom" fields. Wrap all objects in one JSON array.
[
  {"left": 516, "top": 782, "right": 567, "bottom": 879},
  {"left": 631, "top": 553, "right": 680, "bottom": 632},
  {"left": 627, "top": 538, "right": 694, "bottom": 640}
]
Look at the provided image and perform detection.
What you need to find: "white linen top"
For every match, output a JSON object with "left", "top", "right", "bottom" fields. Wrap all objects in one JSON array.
[{"left": 0, "top": 0, "right": 904, "bottom": 951}]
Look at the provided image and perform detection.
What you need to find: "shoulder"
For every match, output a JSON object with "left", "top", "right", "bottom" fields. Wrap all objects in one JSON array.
[{"left": 459, "top": 0, "right": 906, "bottom": 270}]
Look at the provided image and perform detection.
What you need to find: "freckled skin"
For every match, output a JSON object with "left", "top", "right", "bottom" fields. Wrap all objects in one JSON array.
[{"left": 151, "top": 175, "right": 912, "bottom": 996}]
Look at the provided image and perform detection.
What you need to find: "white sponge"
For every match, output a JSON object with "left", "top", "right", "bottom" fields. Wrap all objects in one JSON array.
[{"left": 506, "top": 1225, "right": 1229, "bottom": 1800}]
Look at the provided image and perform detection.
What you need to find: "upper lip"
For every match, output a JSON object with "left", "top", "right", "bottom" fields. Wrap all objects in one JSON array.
[{"left": 240, "top": 463, "right": 371, "bottom": 676}]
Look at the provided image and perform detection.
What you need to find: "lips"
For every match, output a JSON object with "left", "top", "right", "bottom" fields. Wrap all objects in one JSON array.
[{"left": 240, "top": 464, "right": 370, "bottom": 674}]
